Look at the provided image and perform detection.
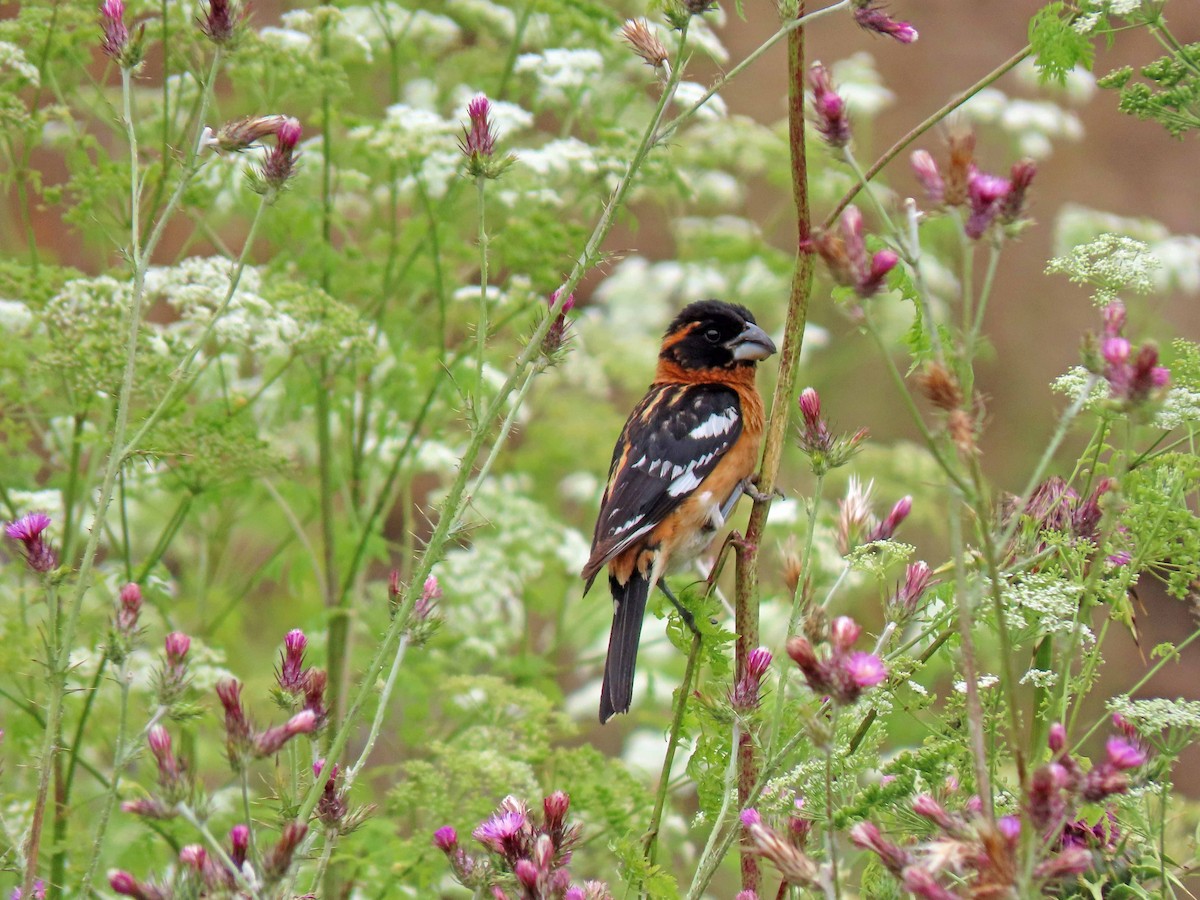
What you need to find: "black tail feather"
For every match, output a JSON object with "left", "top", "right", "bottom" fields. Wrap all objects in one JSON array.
[{"left": 599, "top": 571, "right": 651, "bottom": 724}]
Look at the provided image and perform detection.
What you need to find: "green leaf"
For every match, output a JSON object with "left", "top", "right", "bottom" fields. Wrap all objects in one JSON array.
[{"left": 1029, "top": 3, "right": 1095, "bottom": 85}]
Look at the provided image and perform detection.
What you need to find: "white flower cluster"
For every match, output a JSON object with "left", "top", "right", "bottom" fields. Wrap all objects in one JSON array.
[
  {"left": 964, "top": 88, "right": 1083, "bottom": 159},
  {"left": 0, "top": 40, "right": 39, "bottom": 85},
  {"left": 1155, "top": 384, "right": 1200, "bottom": 430},
  {"left": 1109, "top": 696, "right": 1200, "bottom": 734},
  {"left": 1001, "top": 573, "right": 1093, "bottom": 644},
  {"left": 1046, "top": 232, "right": 1161, "bottom": 303},
  {"left": 1050, "top": 366, "right": 1106, "bottom": 409},
  {"left": 515, "top": 49, "right": 604, "bottom": 105}
]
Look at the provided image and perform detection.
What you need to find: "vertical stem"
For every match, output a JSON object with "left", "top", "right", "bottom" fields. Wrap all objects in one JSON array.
[
  {"left": 733, "top": 5, "right": 814, "bottom": 891},
  {"left": 475, "top": 175, "right": 489, "bottom": 413},
  {"left": 643, "top": 631, "right": 703, "bottom": 869},
  {"left": 78, "top": 662, "right": 131, "bottom": 893},
  {"left": 824, "top": 746, "right": 839, "bottom": 896}
]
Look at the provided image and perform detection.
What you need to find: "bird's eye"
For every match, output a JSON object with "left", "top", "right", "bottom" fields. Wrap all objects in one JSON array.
[{"left": 704, "top": 328, "right": 721, "bottom": 343}]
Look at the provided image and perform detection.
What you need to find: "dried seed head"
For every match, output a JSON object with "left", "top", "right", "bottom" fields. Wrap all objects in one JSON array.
[
  {"left": 621, "top": 19, "right": 669, "bottom": 69},
  {"left": 917, "top": 362, "right": 963, "bottom": 411}
]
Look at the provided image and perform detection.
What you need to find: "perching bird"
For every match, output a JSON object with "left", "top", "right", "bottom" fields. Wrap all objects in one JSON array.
[{"left": 582, "top": 300, "right": 777, "bottom": 723}]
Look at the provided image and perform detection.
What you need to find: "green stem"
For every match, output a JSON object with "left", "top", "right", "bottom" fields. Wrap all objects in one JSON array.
[
  {"left": 642, "top": 630, "right": 703, "bottom": 870},
  {"left": 344, "top": 636, "right": 410, "bottom": 789},
  {"left": 825, "top": 744, "right": 839, "bottom": 897},
  {"left": 22, "top": 583, "right": 59, "bottom": 898},
  {"left": 77, "top": 661, "right": 131, "bottom": 894},
  {"left": 475, "top": 174, "right": 489, "bottom": 414}
]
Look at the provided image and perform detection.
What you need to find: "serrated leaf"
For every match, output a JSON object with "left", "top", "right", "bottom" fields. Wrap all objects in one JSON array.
[{"left": 1029, "top": 3, "right": 1095, "bottom": 85}]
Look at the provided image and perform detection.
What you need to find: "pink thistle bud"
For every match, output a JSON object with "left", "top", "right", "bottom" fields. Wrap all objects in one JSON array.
[
  {"left": 1105, "top": 736, "right": 1146, "bottom": 770},
  {"left": 117, "top": 583, "right": 142, "bottom": 633},
  {"left": 1029, "top": 762, "right": 1068, "bottom": 830},
  {"left": 808, "top": 63, "right": 851, "bottom": 149},
  {"left": 100, "top": 0, "right": 129, "bottom": 61},
  {"left": 514, "top": 859, "right": 539, "bottom": 889},
  {"left": 859, "top": 249, "right": 899, "bottom": 296},
  {"left": 277, "top": 629, "right": 307, "bottom": 693},
  {"left": 164, "top": 632, "right": 190, "bottom": 665},
  {"left": 799, "top": 387, "right": 821, "bottom": 426},
  {"left": 843, "top": 652, "right": 887, "bottom": 690},
  {"left": 434, "top": 826, "right": 458, "bottom": 852},
  {"left": 1001, "top": 158, "right": 1037, "bottom": 223},
  {"left": 910, "top": 149, "right": 944, "bottom": 204},
  {"left": 1048, "top": 722, "right": 1067, "bottom": 753},
  {"left": 461, "top": 94, "right": 509, "bottom": 178},
  {"left": 829, "top": 616, "right": 861, "bottom": 652},
  {"left": 911, "top": 794, "right": 953, "bottom": 829},
  {"left": 543, "top": 790, "right": 570, "bottom": 834},
  {"left": 108, "top": 871, "right": 167, "bottom": 899},
  {"left": 6, "top": 511, "right": 57, "bottom": 574},
  {"left": 739, "top": 808, "right": 762, "bottom": 827},
  {"left": 203, "top": 114, "right": 289, "bottom": 153},
  {"left": 786, "top": 635, "right": 831, "bottom": 696},
  {"left": 147, "top": 726, "right": 179, "bottom": 780},
  {"left": 259, "top": 117, "right": 302, "bottom": 190},
  {"left": 853, "top": 1, "right": 919, "bottom": 43},
  {"left": 254, "top": 710, "right": 317, "bottom": 757},
  {"left": 869, "top": 495, "right": 912, "bottom": 542},
  {"left": 179, "top": 844, "right": 206, "bottom": 870},
  {"left": 797, "top": 387, "right": 833, "bottom": 455},
  {"left": 965, "top": 170, "right": 1011, "bottom": 239},
  {"left": 891, "top": 561, "right": 934, "bottom": 617},
  {"left": 230, "top": 824, "right": 250, "bottom": 868},
  {"left": 849, "top": 821, "right": 909, "bottom": 875}
]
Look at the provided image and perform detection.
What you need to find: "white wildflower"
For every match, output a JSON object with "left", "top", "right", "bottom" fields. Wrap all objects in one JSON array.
[
  {"left": 1072, "top": 11, "right": 1101, "bottom": 33},
  {"left": 954, "top": 675, "right": 999, "bottom": 693},
  {"left": 1046, "top": 233, "right": 1160, "bottom": 303},
  {"left": 1020, "top": 669, "right": 1059, "bottom": 688},
  {"left": 0, "top": 41, "right": 39, "bottom": 85},
  {"left": 1154, "top": 386, "right": 1200, "bottom": 430},
  {"left": 515, "top": 49, "right": 604, "bottom": 104},
  {"left": 0, "top": 298, "right": 33, "bottom": 331},
  {"left": 1109, "top": 696, "right": 1200, "bottom": 734},
  {"left": 518, "top": 137, "right": 599, "bottom": 180},
  {"left": 446, "top": 0, "right": 517, "bottom": 38},
  {"left": 907, "top": 680, "right": 929, "bottom": 696},
  {"left": 1002, "top": 573, "right": 1093, "bottom": 644},
  {"left": 1051, "top": 366, "right": 1106, "bottom": 408},
  {"left": 258, "top": 27, "right": 314, "bottom": 52},
  {"left": 1107, "top": 0, "right": 1144, "bottom": 15}
]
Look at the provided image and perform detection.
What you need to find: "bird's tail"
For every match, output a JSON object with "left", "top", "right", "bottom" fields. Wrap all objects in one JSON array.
[{"left": 599, "top": 570, "right": 651, "bottom": 724}]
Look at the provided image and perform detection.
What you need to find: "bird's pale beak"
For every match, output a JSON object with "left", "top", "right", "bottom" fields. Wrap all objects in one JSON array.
[{"left": 729, "top": 322, "right": 777, "bottom": 361}]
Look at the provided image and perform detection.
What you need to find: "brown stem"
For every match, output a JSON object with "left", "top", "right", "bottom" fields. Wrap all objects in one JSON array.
[{"left": 734, "top": 6, "right": 815, "bottom": 893}]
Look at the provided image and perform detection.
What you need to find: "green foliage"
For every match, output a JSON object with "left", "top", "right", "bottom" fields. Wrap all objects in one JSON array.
[{"left": 1029, "top": 3, "right": 1096, "bottom": 85}]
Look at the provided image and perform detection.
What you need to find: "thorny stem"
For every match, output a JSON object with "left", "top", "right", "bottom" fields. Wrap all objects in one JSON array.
[
  {"left": 345, "top": 636, "right": 410, "bottom": 788},
  {"left": 643, "top": 630, "right": 703, "bottom": 871},
  {"left": 23, "top": 583, "right": 59, "bottom": 898},
  {"left": 298, "top": 19, "right": 695, "bottom": 827},
  {"left": 824, "top": 45, "right": 1032, "bottom": 228},
  {"left": 475, "top": 174, "right": 490, "bottom": 414}
]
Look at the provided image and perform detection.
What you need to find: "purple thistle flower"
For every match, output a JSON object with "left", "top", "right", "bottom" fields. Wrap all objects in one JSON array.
[
  {"left": 100, "top": 0, "right": 129, "bottom": 60},
  {"left": 797, "top": 387, "right": 830, "bottom": 451},
  {"left": 1048, "top": 722, "right": 1067, "bottom": 754},
  {"left": 808, "top": 63, "right": 851, "bottom": 149},
  {"left": 731, "top": 647, "right": 772, "bottom": 712},
  {"left": 853, "top": 1, "right": 919, "bottom": 43},
  {"left": 1105, "top": 736, "right": 1146, "bottom": 770},
  {"left": 9, "top": 879, "right": 46, "bottom": 900},
  {"left": 473, "top": 809, "right": 527, "bottom": 856},
  {"left": 164, "top": 632, "right": 190, "bottom": 665},
  {"left": 461, "top": 94, "right": 513, "bottom": 178},
  {"left": 1000, "top": 158, "right": 1037, "bottom": 223},
  {"left": 277, "top": 629, "right": 307, "bottom": 693},
  {"left": 216, "top": 678, "right": 253, "bottom": 758},
  {"left": 843, "top": 652, "right": 887, "bottom": 690},
  {"left": 910, "top": 149, "right": 944, "bottom": 205},
  {"left": 739, "top": 808, "right": 762, "bottom": 827},
  {"left": 108, "top": 871, "right": 168, "bottom": 900},
  {"left": 829, "top": 616, "right": 861, "bottom": 652},
  {"left": 543, "top": 288, "right": 576, "bottom": 356},
  {"left": 998, "top": 815, "right": 1021, "bottom": 842},
  {"left": 179, "top": 844, "right": 207, "bottom": 871},
  {"left": 6, "top": 511, "right": 57, "bottom": 574},
  {"left": 304, "top": 668, "right": 328, "bottom": 725},
  {"left": 314, "top": 757, "right": 348, "bottom": 827},
  {"left": 965, "top": 169, "right": 1011, "bottom": 239}
]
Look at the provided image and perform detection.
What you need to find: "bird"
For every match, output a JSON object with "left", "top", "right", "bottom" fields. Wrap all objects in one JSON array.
[{"left": 582, "top": 299, "right": 777, "bottom": 723}]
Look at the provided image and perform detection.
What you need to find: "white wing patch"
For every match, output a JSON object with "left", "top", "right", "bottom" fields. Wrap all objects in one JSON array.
[
  {"left": 611, "top": 513, "right": 645, "bottom": 536},
  {"left": 689, "top": 407, "right": 739, "bottom": 440}
]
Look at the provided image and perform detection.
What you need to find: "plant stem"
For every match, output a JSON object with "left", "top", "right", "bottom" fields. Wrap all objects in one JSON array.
[
  {"left": 345, "top": 636, "right": 410, "bottom": 788},
  {"left": 78, "top": 660, "right": 131, "bottom": 894},
  {"left": 948, "top": 502, "right": 994, "bottom": 820},
  {"left": 475, "top": 175, "right": 489, "bottom": 414},
  {"left": 177, "top": 804, "right": 258, "bottom": 897},
  {"left": 643, "top": 630, "right": 703, "bottom": 869},
  {"left": 731, "top": 7, "right": 817, "bottom": 889},
  {"left": 824, "top": 745, "right": 839, "bottom": 896}
]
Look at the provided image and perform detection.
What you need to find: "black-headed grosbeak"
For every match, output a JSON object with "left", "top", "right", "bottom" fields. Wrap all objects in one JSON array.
[{"left": 582, "top": 300, "right": 777, "bottom": 723}]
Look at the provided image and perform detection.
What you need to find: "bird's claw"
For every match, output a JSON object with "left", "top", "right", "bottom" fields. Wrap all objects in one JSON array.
[{"left": 742, "top": 476, "right": 784, "bottom": 504}]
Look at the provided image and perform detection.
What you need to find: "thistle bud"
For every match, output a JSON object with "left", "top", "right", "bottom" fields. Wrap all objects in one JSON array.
[
  {"left": 6, "top": 512, "right": 57, "bottom": 574},
  {"left": 808, "top": 62, "right": 851, "bottom": 149},
  {"left": 621, "top": 19, "right": 669, "bottom": 70},
  {"left": 852, "top": 0, "right": 919, "bottom": 42}
]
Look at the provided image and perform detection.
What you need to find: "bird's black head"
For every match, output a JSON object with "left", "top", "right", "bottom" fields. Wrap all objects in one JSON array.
[{"left": 659, "top": 300, "right": 777, "bottom": 371}]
